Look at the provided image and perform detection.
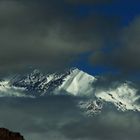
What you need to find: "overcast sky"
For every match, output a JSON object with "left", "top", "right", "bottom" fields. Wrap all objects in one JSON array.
[{"left": 1, "top": 0, "right": 140, "bottom": 80}]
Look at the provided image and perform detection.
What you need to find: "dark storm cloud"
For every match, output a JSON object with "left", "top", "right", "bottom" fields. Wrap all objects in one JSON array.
[
  {"left": 91, "top": 16, "right": 140, "bottom": 75},
  {"left": 0, "top": 98, "right": 140, "bottom": 140},
  {"left": 0, "top": 0, "right": 120, "bottom": 76},
  {"left": 118, "top": 17, "right": 140, "bottom": 72},
  {"left": 0, "top": 97, "right": 83, "bottom": 140},
  {"left": 66, "top": 0, "right": 114, "bottom": 4},
  {"left": 61, "top": 111, "right": 140, "bottom": 140}
]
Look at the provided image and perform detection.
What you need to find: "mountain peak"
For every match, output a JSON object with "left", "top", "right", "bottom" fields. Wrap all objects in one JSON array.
[
  {"left": 31, "top": 69, "right": 42, "bottom": 76},
  {"left": 9, "top": 68, "right": 96, "bottom": 96}
]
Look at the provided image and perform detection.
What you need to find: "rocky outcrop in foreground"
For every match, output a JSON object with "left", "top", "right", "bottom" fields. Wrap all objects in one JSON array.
[{"left": 0, "top": 128, "right": 24, "bottom": 140}]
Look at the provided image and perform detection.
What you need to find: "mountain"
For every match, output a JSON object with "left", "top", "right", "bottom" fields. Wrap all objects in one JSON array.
[
  {"left": 96, "top": 83, "right": 140, "bottom": 112},
  {"left": 0, "top": 68, "right": 140, "bottom": 115},
  {"left": 78, "top": 99, "right": 103, "bottom": 116},
  {"left": 10, "top": 68, "right": 97, "bottom": 96},
  {"left": 0, "top": 128, "right": 25, "bottom": 140}
]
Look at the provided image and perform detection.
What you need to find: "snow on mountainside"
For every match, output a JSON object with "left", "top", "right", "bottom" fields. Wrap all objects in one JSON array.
[
  {"left": 96, "top": 83, "right": 140, "bottom": 112},
  {"left": 0, "top": 68, "right": 140, "bottom": 115},
  {"left": 56, "top": 68, "right": 97, "bottom": 96},
  {"left": 0, "top": 80, "right": 30, "bottom": 97},
  {"left": 78, "top": 99, "right": 103, "bottom": 117},
  {"left": 10, "top": 68, "right": 97, "bottom": 96}
]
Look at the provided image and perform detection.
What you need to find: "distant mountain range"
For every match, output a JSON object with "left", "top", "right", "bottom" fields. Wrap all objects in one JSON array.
[{"left": 0, "top": 68, "right": 140, "bottom": 116}]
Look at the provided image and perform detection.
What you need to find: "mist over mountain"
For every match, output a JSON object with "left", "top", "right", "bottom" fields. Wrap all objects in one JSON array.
[{"left": 0, "top": 68, "right": 140, "bottom": 117}]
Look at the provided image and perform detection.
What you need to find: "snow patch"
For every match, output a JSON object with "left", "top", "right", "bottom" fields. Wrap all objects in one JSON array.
[
  {"left": 0, "top": 80, "right": 33, "bottom": 97},
  {"left": 58, "top": 68, "right": 97, "bottom": 96},
  {"left": 96, "top": 83, "right": 140, "bottom": 111}
]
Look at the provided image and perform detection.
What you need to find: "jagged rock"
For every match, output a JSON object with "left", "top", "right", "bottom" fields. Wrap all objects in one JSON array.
[
  {"left": 10, "top": 68, "right": 96, "bottom": 96},
  {"left": 78, "top": 99, "right": 103, "bottom": 116},
  {"left": 0, "top": 128, "right": 24, "bottom": 140}
]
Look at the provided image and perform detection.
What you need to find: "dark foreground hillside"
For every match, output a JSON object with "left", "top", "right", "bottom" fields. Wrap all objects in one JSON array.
[{"left": 0, "top": 128, "right": 24, "bottom": 140}]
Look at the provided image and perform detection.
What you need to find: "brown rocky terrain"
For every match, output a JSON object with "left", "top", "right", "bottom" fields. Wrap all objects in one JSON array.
[{"left": 0, "top": 128, "right": 24, "bottom": 140}]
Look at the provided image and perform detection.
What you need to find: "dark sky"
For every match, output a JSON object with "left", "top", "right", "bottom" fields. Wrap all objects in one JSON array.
[{"left": 0, "top": 0, "right": 140, "bottom": 81}]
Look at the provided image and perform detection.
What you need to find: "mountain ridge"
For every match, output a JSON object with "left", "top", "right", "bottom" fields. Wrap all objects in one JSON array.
[
  {"left": 0, "top": 68, "right": 140, "bottom": 115},
  {"left": 10, "top": 68, "right": 97, "bottom": 96}
]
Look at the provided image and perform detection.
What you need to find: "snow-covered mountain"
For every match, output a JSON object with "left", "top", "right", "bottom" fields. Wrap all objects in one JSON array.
[
  {"left": 0, "top": 68, "right": 140, "bottom": 115},
  {"left": 10, "top": 68, "right": 97, "bottom": 96}
]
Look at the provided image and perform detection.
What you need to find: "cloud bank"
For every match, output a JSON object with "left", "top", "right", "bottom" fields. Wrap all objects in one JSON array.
[
  {"left": 0, "top": 0, "right": 119, "bottom": 76},
  {"left": 91, "top": 16, "right": 140, "bottom": 75},
  {"left": 0, "top": 97, "right": 140, "bottom": 140}
]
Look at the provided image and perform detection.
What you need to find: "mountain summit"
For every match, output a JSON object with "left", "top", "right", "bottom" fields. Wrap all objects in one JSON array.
[{"left": 11, "top": 68, "right": 97, "bottom": 96}]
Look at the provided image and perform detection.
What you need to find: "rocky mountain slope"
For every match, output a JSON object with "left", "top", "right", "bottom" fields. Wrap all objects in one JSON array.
[
  {"left": 10, "top": 68, "right": 96, "bottom": 96},
  {"left": 0, "top": 128, "right": 24, "bottom": 140}
]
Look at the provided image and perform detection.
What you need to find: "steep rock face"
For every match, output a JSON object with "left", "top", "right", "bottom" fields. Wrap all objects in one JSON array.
[
  {"left": 78, "top": 99, "right": 103, "bottom": 116},
  {"left": 0, "top": 128, "right": 24, "bottom": 140},
  {"left": 10, "top": 69, "right": 71, "bottom": 94},
  {"left": 57, "top": 68, "right": 96, "bottom": 96}
]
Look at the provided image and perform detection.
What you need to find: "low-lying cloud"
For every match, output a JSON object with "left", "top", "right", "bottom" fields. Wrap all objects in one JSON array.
[{"left": 0, "top": 97, "right": 140, "bottom": 140}]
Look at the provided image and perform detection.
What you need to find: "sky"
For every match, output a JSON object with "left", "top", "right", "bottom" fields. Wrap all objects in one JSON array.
[{"left": 0, "top": 0, "right": 140, "bottom": 81}]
